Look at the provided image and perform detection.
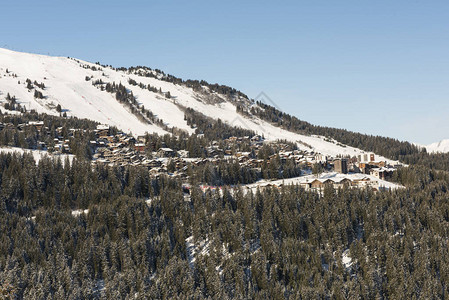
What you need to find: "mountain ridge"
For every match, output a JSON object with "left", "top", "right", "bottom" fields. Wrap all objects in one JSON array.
[
  {"left": 0, "top": 48, "right": 401, "bottom": 163},
  {"left": 426, "top": 139, "right": 449, "bottom": 153}
]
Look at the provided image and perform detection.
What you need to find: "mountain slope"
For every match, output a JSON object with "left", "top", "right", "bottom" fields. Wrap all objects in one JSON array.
[
  {"left": 0, "top": 48, "right": 171, "bottom": 135},
  {"left": 426, "top": 139, "right": 449, "bottom": 153},
  {"left": 0, "top": 48, "right": 399, "bottom": 163}
]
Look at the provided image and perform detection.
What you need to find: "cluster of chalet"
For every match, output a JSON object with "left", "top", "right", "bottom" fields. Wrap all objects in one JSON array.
[
  {"left": 246, "top": 171, "right": 403, "bottom": 194},
  {"left": 87, "top": 126, "right": 403, "bottom": 193},
  {"left": 225, "top": 135, "right": 264, "bottom": 143},
  {"left": 223, "top": 137, "right": 326, "bottom": 170},
  {"left": 237, "top": 149, "right": 323, "bottom": 171},
  {"left": 89, "top": 128, "right": 400, "bottom": 184},
  {"left": 1, "top": 119, "right": 401, "bottom": 189},
  {"left": 1, "top": 120, "right": 74, "bottom": 153},
  {"left": 300, "top": 176, "right": 379, "bottom": 191},
  {"left": 254, "top": 176, "right": 390, "bottom": 193},
  {"left": 90, "top": 131, "right": 302, "bottom": 179},
  {"left": 92, "top": 125, "right": 177, "bottom": 170},
  {"left": 316, "top": 153, "right": 400, "bottom": 180},
  {"left": 1, "top": 120, "right": 44, "bottom": 132},
  {"left": 90, "top": 125, "right": 199, "bottom": 179}
]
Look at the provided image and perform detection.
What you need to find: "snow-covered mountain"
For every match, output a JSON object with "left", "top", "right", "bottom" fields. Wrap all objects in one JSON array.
[
  {"left": 0, "top": 48, "right": 399, "bottom": 163},
  {"left": 426, "top": 139, "right": 449, "bottom": 153}
]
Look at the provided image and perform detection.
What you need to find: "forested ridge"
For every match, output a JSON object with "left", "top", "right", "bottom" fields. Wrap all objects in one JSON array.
[{"left": 0, "top": 150, "right": 449, "bottom": 298}]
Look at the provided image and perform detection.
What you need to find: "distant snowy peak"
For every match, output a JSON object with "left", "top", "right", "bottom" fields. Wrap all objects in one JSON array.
[{"left": 426, "top": 139, "right": 449, "bottom": 153}]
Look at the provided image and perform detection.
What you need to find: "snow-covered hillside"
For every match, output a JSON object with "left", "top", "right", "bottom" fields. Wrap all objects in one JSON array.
[
  {"left": 0, "top": 48, "right": 399, "bottom": 163},
  {"left": 0, "top": 146, "right": 74, "bottom": 163},
  {"left": 426, "top": 139, "right": 449, "bottom": 153}
]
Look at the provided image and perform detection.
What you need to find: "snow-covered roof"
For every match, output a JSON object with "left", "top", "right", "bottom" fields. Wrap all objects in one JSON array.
[{"left": 96, "top": 124, "right": 110, "bottom": 130}]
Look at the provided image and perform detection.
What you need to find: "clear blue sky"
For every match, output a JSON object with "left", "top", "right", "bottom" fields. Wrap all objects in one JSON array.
[{"left": 2, "top": 0, "right": 449, "bottom": 144}]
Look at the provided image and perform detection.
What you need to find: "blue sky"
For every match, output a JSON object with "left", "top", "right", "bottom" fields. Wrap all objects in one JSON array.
[{"left": 2, "top": 0, "right": 449, "bottom": 144}]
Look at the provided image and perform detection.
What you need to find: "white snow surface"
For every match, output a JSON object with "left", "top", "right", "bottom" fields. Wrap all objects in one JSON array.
[
  {"left": 0, "top": 48, "right": 400, "bottom": 162},
  {"left": 342, "top": 249, "right": 353, "bottom": 269},
  {"left": 0, "top": 146, "right": 74, "bottom": 163},
  {"left": 426, "top": 139, "right": 449, "bottom": 153},
  {"left": 186, "top": 236, "right": 211, "bottom": 269},
  {"left": 0, "top": 48, "right": 169, "bottom": 136}
]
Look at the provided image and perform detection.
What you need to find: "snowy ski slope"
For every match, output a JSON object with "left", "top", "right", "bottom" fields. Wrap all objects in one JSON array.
[{"left": 0, "top": 48, "right": 400, "bottom": 163}]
